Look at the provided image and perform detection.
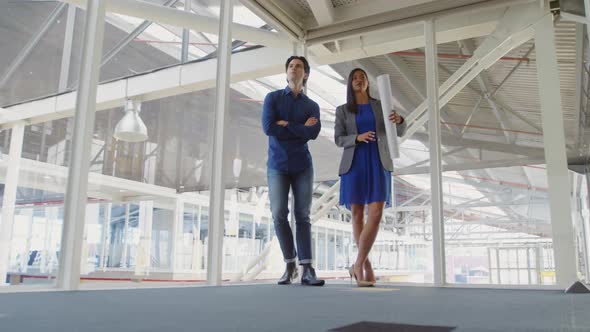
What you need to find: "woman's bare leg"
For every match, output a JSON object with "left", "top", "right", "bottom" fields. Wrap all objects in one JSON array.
[
  {"left": 350, "top": 204, "right": 365, "bottom": 280},
  {"left": 354, "top": 202, "right": 384, "bottom": 280},
  {"left": 364, "top": 258, "right": 375, "bottom": 282}
]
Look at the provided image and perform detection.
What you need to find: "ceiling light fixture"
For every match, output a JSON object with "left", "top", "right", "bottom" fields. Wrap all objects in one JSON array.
[{"left": 113, "top": 99, "right": 148, "bottom": 142}]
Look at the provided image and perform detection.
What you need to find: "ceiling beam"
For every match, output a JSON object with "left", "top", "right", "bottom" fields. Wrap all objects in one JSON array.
[
  {"left": 239, "top": 0, "right": 304, "bottom": 40},
  {"left": 101, "top": 0, "right": 180, "bottom": 67},
  {"left": 61, "top": 0, "right": 291, "bottom": 48},
  {"left": 306, "top": 0, "right": 335, "bottom": 26},
  {"left": 1, "top": 4, "right": 515, "bottom": 126},
  {"left": 384, "top": 53, "right": 458, "bottom": 135},
  {"left": 304, "top": 0, "right": 437, "bottom": 27},
  {"left": 396, "top": 157, "right": 546, "bottom": 175},
  {"left": 459, "top": 40, "right": 514, "bottom": 144},
  {"left": 401, "top": 3, "right": 544, "bottom": 142},
  {"left": 411, "top": 132, "right": 544, "bottom": 157},
  {"left": 306, "top": 0, "right": 534, "bottom": 45},
  {"left": 0, "top": 3, "right": 67, "bottom": 89},
  {"left": 1, "top": 46, "right": 292, "bottom": 127},
  {"left": 310, "top": 8, "right": 500, "bottom": 65}
]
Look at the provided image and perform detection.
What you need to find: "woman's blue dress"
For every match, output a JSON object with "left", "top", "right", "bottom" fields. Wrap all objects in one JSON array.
[{"left": 339, "top": 103, "right": 391, "bottom": 210}]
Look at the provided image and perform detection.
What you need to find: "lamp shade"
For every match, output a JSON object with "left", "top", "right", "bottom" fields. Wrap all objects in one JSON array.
[{"left": 113, "top": 100, "right": 148, "bottom": 142}]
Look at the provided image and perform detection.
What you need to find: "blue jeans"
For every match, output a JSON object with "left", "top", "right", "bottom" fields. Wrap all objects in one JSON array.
[{"left": 267, "top": 166, "right": 313, "bottom": 264}]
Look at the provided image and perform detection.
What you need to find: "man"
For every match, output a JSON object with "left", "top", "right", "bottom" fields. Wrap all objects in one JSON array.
[{"left": 261, "top": 56, "right": 325, "bottom": 286}]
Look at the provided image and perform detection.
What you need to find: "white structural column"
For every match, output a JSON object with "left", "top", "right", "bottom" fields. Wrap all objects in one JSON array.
[
  {"left": 59, "top": 5, "right": 77, "bottom": 92},
  {"left": 21, "top": 209, "right": 34, "bottom": 274},
  {"left": 180, "top": 0, "right": 191, "bottom": 63},
  {"left": 534, "top": 14, "right": 579, "bottom": 288},
  {"left": 584, "top": 174, "right": 590, "bottom": 282},
  {"left": 574, "top": 23, "right": 584, "bottom": 151},
  {"left": 57, "top": 0, "right": 106, "bottom": 290},
  {"left": 424, "top": 19, "right": 446, "bottom": 286},
  {"left": 303, "top": 43, "right": 308, "bottom": 95},
  {"left": 206, "top": 0, "right": 233, "bottom": 286},
  {"left": 80, "top": 203, "right": 100, "bottom": 275},
  {"left": 43, "top": 207, "right": 59, "bottom": 275},
  {"left": 170, "top": 198, "right": 184, "bottom": 271},
  {"left": 100, "top": 203, "right": 112, "bottom": 271},
  {"left": 194, "top": 205, "right": 202, "bottom": 271},
  {"left": 572, "top": 173, "right": 589, "bottom": 281},
  {"left": 286, "top": 36, "right": 302, "bottom": 177},
  {"left": 41, "top": 209, "right": 52, "bottom": 274},
  {"left": 135, "top": 201, "right": 154, "bottom": 276},
  {"left": 0, "top": 122, "right": 26, "bottom": 285},
  {"left": 120, "top": 203, "right": 130, "bottom": 268}
]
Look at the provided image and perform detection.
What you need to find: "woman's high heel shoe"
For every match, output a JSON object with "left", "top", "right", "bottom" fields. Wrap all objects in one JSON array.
[{"left": 348, "top": 264, "right": 373, "bottom": 287}]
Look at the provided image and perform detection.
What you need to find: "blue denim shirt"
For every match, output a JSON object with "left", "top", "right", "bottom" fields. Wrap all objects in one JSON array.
[{"left": 262, "top": 86, "right": 321, "bottom": 172}]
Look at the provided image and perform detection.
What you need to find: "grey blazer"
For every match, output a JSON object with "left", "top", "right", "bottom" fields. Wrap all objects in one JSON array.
[{"left": 334, "top": 99, "right": 407, "bottom": 175}]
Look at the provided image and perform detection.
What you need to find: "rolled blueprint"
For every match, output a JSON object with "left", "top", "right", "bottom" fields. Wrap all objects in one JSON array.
[{"left": 376, "top": 74, "right": 400, "bottom": 160}]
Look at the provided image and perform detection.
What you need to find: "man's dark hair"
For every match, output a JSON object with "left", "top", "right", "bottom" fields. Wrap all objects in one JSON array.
[{"left": 285, "top": 56, "right": 311, "bottom": 86}]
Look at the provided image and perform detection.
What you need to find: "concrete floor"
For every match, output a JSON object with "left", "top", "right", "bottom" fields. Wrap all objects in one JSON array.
[{"left": 1, "top": 281, "right": 589, "bottom": 331}]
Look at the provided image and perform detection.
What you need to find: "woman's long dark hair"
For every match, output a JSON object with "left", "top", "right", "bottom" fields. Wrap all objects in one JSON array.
[{"left": 346, "top": 68, "right": 374, "bottom": 113}]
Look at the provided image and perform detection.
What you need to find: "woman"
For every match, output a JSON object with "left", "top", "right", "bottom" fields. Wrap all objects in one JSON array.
[{"left": 334, "top": 68, "right": 406, "bottom": 287}]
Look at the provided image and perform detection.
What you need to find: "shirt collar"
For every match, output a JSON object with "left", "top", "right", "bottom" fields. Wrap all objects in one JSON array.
[{"left": 283, "top": 86, "right": 307, "bottom": 99}]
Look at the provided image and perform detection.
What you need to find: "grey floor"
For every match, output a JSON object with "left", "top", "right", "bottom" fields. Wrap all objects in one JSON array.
[{"left": 1, "top": 282, "right": 589, "bottom": 331}]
